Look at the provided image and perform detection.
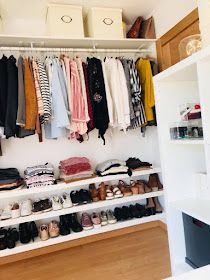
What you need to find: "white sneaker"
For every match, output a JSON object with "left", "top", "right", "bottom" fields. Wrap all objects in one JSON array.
[
  {"left": 11, "top": 202, "right": 21, "bottom": 219},
  {"left": 61, "top": 193, "right": 72, "bottom": 208},
  {"left": 21, "top": 199, "right": 32, "bottom": 216},
  {"left": 1, "top": 205, "right": 12, "bottom": 220},
  {"left": 51, "top": 196, "right": 62, "bottom": 211}
]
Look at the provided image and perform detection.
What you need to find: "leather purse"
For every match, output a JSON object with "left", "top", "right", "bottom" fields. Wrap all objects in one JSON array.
[
  {"left": 139, "top": 16, "right": 156, "bottom": 39},
  {"left": 127, "top": 16, "right": 143, "bottom": 38}
]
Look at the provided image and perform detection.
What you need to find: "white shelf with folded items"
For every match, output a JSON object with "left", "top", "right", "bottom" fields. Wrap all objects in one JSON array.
[
  {"left": 0, "top": 190, "right": 164, "bottom": 227},
  {"left": 0, "top": 213, "right": 165, "bottom": 257},
  {"left": 0, "top": 167, "right": 162, "bottom": 200}
]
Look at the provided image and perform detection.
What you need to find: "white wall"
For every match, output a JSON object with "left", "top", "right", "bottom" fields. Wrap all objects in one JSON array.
[{"left": 152, "top": 0, "right": 198, "bottom": 38}]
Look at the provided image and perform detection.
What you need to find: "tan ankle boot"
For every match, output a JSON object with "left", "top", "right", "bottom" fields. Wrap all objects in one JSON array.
[{"left": 153, "top": 197, "right": 163, "bottom": 213}]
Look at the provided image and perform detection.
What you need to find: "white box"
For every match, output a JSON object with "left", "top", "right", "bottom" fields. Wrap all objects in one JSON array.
[
  {"left": 46, "top": 4, "right": 84, "bottom": 38},
  {"left": 86, "top": 7, "right": 123, "bottom": 39}
]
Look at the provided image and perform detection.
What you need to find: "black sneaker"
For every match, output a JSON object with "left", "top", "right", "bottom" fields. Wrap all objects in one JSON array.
[
  {"left": 129, "top": 205, "right": 141, "bottom": 218},
  {"left": 79, "top": 189, "right": 92, "bottom": 204},
  {"left": 135, "top": 203, "right": 146, "bottom": 217},
  {"left": 59, "top": 216, "right": 71, "bottom": 236},
  {"left": 41, "top": 199, "right": 52, "bottom": 212},
  {"left": 114, "top": 207, "right": 123, "bottom": 221},
  {"left": 19, "top": 223, "right": 31, "bottom": 244},
  {"left": 70, "top": 191, "right": 81, "bottom": 206},
  {"left": 121, "top": 206, "right": 132, "bottom": 220}
]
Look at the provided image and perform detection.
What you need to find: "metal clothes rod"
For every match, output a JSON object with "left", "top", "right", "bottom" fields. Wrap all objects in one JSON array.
[{"left": 0, "top": 46, "right": 152, "bottom": 53}]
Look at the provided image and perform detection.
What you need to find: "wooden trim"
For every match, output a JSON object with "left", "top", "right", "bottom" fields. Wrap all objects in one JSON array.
[
  {"left": 156, "top": 39, "right": 163, "bottom": 72},
  {"left": 0, "top": 221, "right": 164, "bottom": 266},
  {"left": 160, "top": 8, "right": 199, "bottom": 45},
  {"left": 158, "top": 221, "right": 167, "bottom": 232}
]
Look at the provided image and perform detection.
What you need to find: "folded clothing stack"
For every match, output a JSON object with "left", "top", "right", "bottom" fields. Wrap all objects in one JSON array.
[
  {"left": 96, "top": 160, "right": 132, "bottom": 177},
  {"left": 126, "top": 157, "right": 152, "bottom": 170},
  {"left": 0, "top": 168, "right": 23, "bottom": 191},
  {"left": 24, "top": 163, "right": 55, "bottom": 188},
  {"left": 59, "top": 157, "right": 93, "bottom": 182}
]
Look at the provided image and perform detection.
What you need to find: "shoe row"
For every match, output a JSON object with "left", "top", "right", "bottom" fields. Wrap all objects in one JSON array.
[
  {"left": 0, "top": 192, "right": 73, "bottom": 220},
  {"left": 114, "top": 197, "right": 163, "bottom": 221}
]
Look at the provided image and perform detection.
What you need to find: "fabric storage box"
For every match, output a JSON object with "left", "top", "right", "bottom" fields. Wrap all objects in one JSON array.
[
  {"left": 86, "top": 7, "right": 123, "bottom": 38},
  {"left": 46, "top": 4, "right": 84, "bottom": 38},
  {"left": 183, "top": 213, "right": 210, "bottom": 268}
]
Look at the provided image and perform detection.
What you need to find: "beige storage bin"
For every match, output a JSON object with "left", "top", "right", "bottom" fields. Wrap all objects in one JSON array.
[
  {"left": 46, "top": 4, "right": 84, "bottom": 38},
  {"left": 86, "top": 7, "right": 123, "bottom": 39}
]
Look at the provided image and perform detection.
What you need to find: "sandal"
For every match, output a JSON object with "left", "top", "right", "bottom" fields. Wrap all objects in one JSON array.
[
  {"left": 89, "top": 183, "right": 100, "bottom": 202},
  {"left": 112, "top": 185, "right": 123, "bottom": 198},
  {"left": 106, "top": 185, "right": 114, "bottom": 200},
  {"left": 118, "top": 180, "right": 133, "bottom": 197},
  {"left": 130, "top": 180, "right": 139, "bottom": 195}
]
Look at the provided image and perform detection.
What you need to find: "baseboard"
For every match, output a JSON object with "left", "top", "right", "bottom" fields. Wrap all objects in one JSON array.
[{"left": 0, "top": 221, "right": 162, "bottom": 266}]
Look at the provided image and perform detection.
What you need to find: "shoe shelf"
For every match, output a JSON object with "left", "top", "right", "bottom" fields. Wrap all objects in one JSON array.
[
  {"left": 171, "top": 198, "right": 210, "bottom": 226},
  {"left": 0, "top": 167, "right": 162, "bottom": 200},
  {"left": 0, "top": 190, "right": 164, "bottom": 227},
  {"left": 0, "top": 213, "right": 165, "bottom": 257}
]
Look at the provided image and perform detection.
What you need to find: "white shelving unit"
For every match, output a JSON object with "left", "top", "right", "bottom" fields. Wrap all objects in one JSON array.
[
  {"left": 154, "top": 44, "right": 210, "bottom": 277},
  {"left": 0, "top": 190, "right": 164, "bottom": 227},
  {"left": 0, "top": 167, "right": 161, "bottom": 199},
  {"left": 1, "top": 213, "right": 165, "bottom": 257}
]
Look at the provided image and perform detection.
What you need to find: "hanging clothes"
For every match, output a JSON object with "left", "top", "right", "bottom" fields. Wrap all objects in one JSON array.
[
  {"left": 101, "top": 60, "right": 114, "bottom": 127},
  {"left": 82, "top": 62, "right": 95, "bottom": 133},
  {"left": 136, "top": 58, "right": 155, "bottom": 125},
  {"left": 4, "top": 56, "right": 18, "bottom": 138},
  {"left": 63, "top": 56, "right": 72, "bottom": 118},
  {"left": 45, "top": 58, "right": 69, "bottom": 139},
  {"left": 87, "top": 57, "right": 109, "bottom": 144},
  {"left": 24, "top": 58, "right": 38, "bottom": 130},
  {"left": 120, "top": 59, "right": 135, "bottom": 122},
  {"left": 32, "top": 59, "right": 44, "bottom": 117},
  {"left": 0, "top": 55, "right": 8, "bottom": 128},
  {"left": 16, "top": 56, "right": 26, "bottom": 127},
  {"left": 36, "top": 60, "right": 51, "bottom": 124},
  {"left": 69, "top": 60, "right": 87, "bottom": 138},
  {"left": 127, "top": 59, "right": 146, "bottom": 129},
  {"left": 76, "top": 57, "right": 90, "bottom": 123}
]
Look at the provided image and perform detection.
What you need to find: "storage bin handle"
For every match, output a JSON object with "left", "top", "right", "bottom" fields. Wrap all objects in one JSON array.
[
  {"left": 61, "top": 15, "right": 72, "bottom": 24},
  {"left": 103, "top": 18, "right": 114, "bottom": 25}
]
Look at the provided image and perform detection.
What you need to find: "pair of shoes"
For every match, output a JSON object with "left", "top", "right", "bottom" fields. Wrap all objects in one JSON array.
[
  {"left": 59, "top": 213, "right": 83, "bottom": 235},
  {"left": 19, "top": 221, "right": 38, "bottom": 244},
  {"left": 32, "top": 198, "right": 52, "bottom": 214},
  {"left": 89, "top": 183, "right": 100, "bottom": 202},
  {"left": 81, "top": 210, "right": 117, "bottom": 230},
  {"left": 148, "top": 174, "right": 163, "bottom": 192},
  {"left": 0, "top": 228, "right": 19, "bottom": 250},
  {"left": 114, "top": 204, "right": 146, "bottom": 221},
  {"left": 118, "top": 180, "right": 133, "bottom": 196},
  {"left": 100, "top": 210, "right": 117, "bottom": 225},
  {"left": 145, "top": 197, "right": 163, "bottom": 215},
  {"left": 39, "top": 220, "right": 60, "bottom": 241},
  {"left": 89, "top": 183, "right": 123, "bottom": 201},
  {"left": 51, "top": 193, "right": 72, "bottom": 210},
  {"left": 126, "top": 157, "right": 152, "bottom": 170},
  {"left": 70, "top": 189, "right": 92, "bottom": 206},
  {"left": 1, "top": 200, "right": 33, "bottom": 220}
]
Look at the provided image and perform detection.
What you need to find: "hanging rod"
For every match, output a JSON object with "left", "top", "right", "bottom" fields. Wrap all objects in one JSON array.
[{"left": 0, "top": 46, "right": 152, "bottom": 53}]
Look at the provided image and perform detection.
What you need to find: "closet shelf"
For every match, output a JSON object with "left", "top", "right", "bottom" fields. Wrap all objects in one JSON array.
[
  {"left": 0, "top": 34, "right": 156, "bottom": 50},
  {"left": 169, "top": 139, "right": 205, "bottom": 145},
  {"left": 0, "top": 190, "right": 164, "bottom": 227},
  {"left": 0, "top": 213, "right": 165, "bottom": 257},
  {"left": 171, "top": 198, "right": 210, "bottom": 226},
  {"left": 0, "top": 167, "right": 162, "bottom": 199}
]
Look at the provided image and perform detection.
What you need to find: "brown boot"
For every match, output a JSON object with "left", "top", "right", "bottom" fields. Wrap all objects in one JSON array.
[
  {"left": 154, "top": 174, "right": 163, "bottom": 190},
  {"left": 153, "top": 197, "right": 163, "bottom": 213},
  {"left": 89, "top": 183, "right": 99, "bottom": 202},
  {"left": 148, "top": 174, "right": 158, "bottom": 192},
  {"left": 98, "top": 182, "right": 106, "bottom": 201},
  {"left": 138, "top": 180, "right": 151, "bottom": 193},
  {"left": 130, "top": 180, "right": 139, "bottom": 195},
  {"left": 145, "top": 198, "right": 156, "bottom": 215}
]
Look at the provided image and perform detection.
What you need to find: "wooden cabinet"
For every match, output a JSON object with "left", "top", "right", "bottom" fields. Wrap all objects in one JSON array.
[{"left": 157, "top": 9, "right": 200, "bottom": 71}]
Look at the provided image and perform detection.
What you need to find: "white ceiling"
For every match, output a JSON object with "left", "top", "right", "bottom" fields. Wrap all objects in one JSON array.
[{"left": 0, "top": 0, "right": 160, "bottom": 24}]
